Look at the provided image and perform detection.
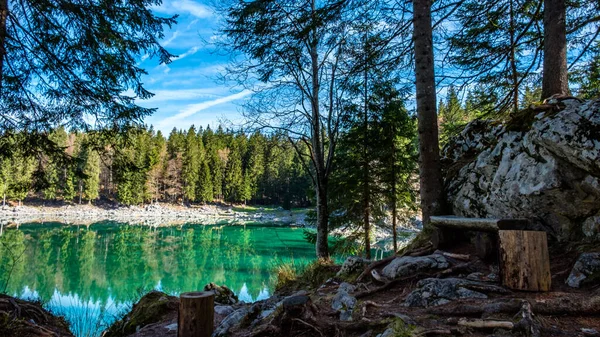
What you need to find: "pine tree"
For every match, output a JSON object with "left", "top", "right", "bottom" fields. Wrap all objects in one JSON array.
[
  {"left": 196, "top": 158, "right": 213, "bottom": 203},
  {"left": 0, "top": 157, "right": 10, "bottom": 206},
  {"left": 9, "top": 151, "right": 35, "bottom": 205},
  {"left": 182, "top": 126, "right": 199, "bottom": 203},
  {"left": 448, "top": 0, "right": 542, "bottom": 114},
  {"left": 82, "top": 148, "right": 100, "bottom": 203},
  {"left": 0, "top": 0, "right": 176, "bottom": 138},
  {"left": 439, "top": 86, "right": 468, "bottom": 146}
]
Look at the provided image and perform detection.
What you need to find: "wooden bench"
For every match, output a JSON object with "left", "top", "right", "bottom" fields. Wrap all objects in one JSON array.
[{"left": 430, "top": 215, "right": 551, "bottom": 292}]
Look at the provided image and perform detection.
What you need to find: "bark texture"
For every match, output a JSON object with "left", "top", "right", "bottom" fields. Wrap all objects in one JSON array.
[
  {"left": 412, "top": 0, "right": 445, "bottom": 228},
  {"left": 542, "top": 0, "right": 570, "bottom": 98}
]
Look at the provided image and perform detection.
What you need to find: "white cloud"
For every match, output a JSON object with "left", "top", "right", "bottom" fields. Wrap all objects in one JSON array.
[
  {"left": 176, "top": 46, "right": 200, "bottom": 60},
  {"left": 162, "top": 31, "right": 180, "bottom": 47},
  {"left": 153, "top": 0, "right": 213, "bottom": 18},
  {"left": 143, "top": 88, "right": 228, "bottom": 103},
  {"left": 157, "top": 90, "right": 252, "bottom": 127}
]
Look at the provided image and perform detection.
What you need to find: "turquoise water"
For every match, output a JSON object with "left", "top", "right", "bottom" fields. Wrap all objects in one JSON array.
[{"left": 0, "top": 222, "right": 318, "bottom": 336}]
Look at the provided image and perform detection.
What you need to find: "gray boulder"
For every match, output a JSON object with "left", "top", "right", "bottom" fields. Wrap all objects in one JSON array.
[
  {"left": 404, "top": 278, "right": 507, "bottom": 307},
  {"left": 331, "top": 282, "right": 357, "bottom": 321},
  {"left": 213, "top": 307, "right": 250, "bottom": 337},
  {"left": 381, "top": 254, "right": 449, "bottom": 279},
  {"left": 444, "top": 99, "right": 600, "bottom": 241},
  {"left": 566, "top": 252, "right": 600, "bottom": 288},
  {"left": 336, "top": 256, "right": 370, "bottom": 278}
]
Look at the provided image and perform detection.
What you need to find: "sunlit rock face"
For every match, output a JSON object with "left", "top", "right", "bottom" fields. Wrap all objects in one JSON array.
[{"left": 443, "top": 99, "right": 600, "bottom": 242}]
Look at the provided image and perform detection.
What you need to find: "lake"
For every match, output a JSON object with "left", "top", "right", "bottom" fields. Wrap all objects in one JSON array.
[{"left": 0, "top": 221, "right": 318, "bottom": 337}]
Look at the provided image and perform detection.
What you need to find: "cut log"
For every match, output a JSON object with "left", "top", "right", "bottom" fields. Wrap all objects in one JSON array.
[
  {"left": 178, "top": 291, "right": 215, "bottom": 337},
  {"left": 498, "top": 230, "right": 551, "bottom": 291}
]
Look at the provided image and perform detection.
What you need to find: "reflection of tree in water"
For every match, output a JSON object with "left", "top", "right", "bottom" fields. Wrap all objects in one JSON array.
[
  {"left": 0, "top": 222, "right": 315, "bottom": 308},
  {"left": 0, "top": 230, "right": 26, "bottom": 294}
]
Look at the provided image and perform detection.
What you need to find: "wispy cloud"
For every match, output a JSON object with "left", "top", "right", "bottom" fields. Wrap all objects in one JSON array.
[
  {"left": 163, "top": 31, "right": 180, "bottom": 47},
  {"left": 157, "top": 90, "right": 252, "bottom": 128},
  {"left": 144, "top": 88, "right": 228, "bottom": 103},
  {"left": 153, "top": 0, "right": 213, "bottom": 18},
  {"left": 176, "top": 46, "right": 200, "bottom": 60}
]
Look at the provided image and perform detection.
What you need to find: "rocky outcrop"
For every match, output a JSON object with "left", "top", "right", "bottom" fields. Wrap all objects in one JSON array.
[
  {"left": 566, "top": 252, "right": 600, "bottom": 288},
  {"left": 381, "top": 254, "right": 449, "bottom": 279},
  {"left": 444, "top": 99, "right": 600, "bottom": 241}
]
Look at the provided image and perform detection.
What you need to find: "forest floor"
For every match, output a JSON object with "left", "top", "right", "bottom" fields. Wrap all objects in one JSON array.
[
  {"left": 100, "top": 238, "right": 600, "bottom": 337},
  {"left": 0, "top": 237, "right": 599, "bottom": 336},
  {"left": 0, "top": 201, "right": 309, "bottom": 227}
]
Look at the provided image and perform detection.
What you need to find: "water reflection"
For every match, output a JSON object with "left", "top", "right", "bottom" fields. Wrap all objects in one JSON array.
[{"left": 0, "top": 222, "right": 315, "bottom": 337}]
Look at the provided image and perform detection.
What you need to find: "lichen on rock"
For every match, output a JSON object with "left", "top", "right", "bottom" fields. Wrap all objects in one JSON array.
[{"left": 444, "top": 99, "right": 600, "bottom": 242}]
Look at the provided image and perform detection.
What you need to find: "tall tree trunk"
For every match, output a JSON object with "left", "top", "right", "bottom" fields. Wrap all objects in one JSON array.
[
  {"left": 0, "top": 0, "right": 7, "bottom": 93},
  {"left": 542, "top": 0, "right": 570, "bottom": 98},
  {"left": 413, "top": 0, "right": 445, "bottom": 229},
  {"left": 509, "top": 0, "right": 519, "bottom": 112},
  {"left": 310, "top": 0, "right": 329, "bottom": 258},
  {"left": 363, "top": 40, "right": 371, "bottom": 260},
  {"left": 391, "top": 148, "right": 398, "bottom": 252}
]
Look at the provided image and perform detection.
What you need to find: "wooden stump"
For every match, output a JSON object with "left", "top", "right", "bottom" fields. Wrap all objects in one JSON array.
[
  {"left": 499, "top": 230, "right": 551, "bottom": 291},
  {"left": 178, "top": 291, "right": 215, "bottom": 337}
]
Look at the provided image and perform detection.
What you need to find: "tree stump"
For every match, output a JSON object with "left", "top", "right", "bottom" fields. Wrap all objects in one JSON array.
[
  {"left": 178, "top": 291, "right": 215, "bottom": 337},
  {"left": 499, "top": 230, "right": 551, "bottom": 291}
]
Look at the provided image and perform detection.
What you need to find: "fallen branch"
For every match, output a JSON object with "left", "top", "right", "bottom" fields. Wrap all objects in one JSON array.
[
  {"left": 458, "top": 318, "right": 514, "bottom": 329},
  {"left": 416, "top": 328, "right": 453, "bottom": 336},
  {"left": 437, "top": 251, "right": 470, "bottom": 261},
  {"left": 429, "top": 295, "right": 600, "bottom": 317}
]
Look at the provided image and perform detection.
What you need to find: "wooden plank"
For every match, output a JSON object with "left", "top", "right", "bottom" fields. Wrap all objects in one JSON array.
[
  {"left": 178, "top": 291, "right": 215, "bottom": 337},
  {"left": 430, "top": 216, "right": 529, "bottom": 232},
  {"left": 498, "top": 230, "right": 551, "bottom": 292}
]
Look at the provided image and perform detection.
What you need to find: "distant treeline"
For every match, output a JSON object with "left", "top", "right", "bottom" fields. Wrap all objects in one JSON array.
[{"left": 0, "top": 126, "right": 311, "bottom": 208}]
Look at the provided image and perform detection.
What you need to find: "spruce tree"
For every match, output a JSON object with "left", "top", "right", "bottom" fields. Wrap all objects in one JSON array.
[
  {"left": 182, "top": 126, "right": 199, "bottom": 203},
  {"left": 82, "top": 148, "right": 100, "bottom": 203}
]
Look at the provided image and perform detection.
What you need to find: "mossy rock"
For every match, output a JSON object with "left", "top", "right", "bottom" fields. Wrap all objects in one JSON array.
[{"left": 104, "top": 291, "right": 178, "bottom": 337}]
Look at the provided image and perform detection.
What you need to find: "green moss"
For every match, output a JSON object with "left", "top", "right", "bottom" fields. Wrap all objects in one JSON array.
[
  {"left": 274, "top": 258, "right": 338, "bottom": 293},
  {"left": 390, "top": 318, "right": 416, "bottom": 337}
]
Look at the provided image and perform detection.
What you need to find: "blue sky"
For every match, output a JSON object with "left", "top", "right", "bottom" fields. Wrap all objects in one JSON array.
[{"left": 137, "top": 0, "right": 249, "bottom": 134}]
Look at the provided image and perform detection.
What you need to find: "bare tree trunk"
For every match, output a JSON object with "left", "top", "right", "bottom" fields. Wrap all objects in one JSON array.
[
  {"left": 0, "top": 0, "right": 7, "bottom": 93},
  {"left": 310, "top": 0, "right": 329, "bottom": 259},
  {"left": 392, "top": 156, "right": 398, "bottom": 252},
  {"left": 363, "top": 41, "right": 371, "bottom": 260},
  {"left": 509, "top": 0, "right": 519, "bottom": 112},
  {"left": 413, "top": 0, "right": 445, "bottom": 229},
  {"left": 542, "top": 0, "right": 570, "bottom": 98}
]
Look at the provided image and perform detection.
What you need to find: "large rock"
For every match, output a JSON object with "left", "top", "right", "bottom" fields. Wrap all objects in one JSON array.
[
  {"left": 566, "top": 252, "right": 600, "bottom": 288},
  {"left": 444, "top": 99, "right": 600, "bottom": 242},
  {"left": 404, "top": 278, "right": 508, "bottom": 307},
  {"left": 331, "top": 282, "right": 357, "bottom": 321},
  {"left": 381, "top": 254, "right": 449, "bottom": 279},
  {"left": 336, "top": 256, "right": 370, "bottom": 278},
  {"left": 214, "top": 307, "right": 250, "bottom": 337},
  {"left": 104, "top": 291, "right": 178, "bottom": 337}
]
